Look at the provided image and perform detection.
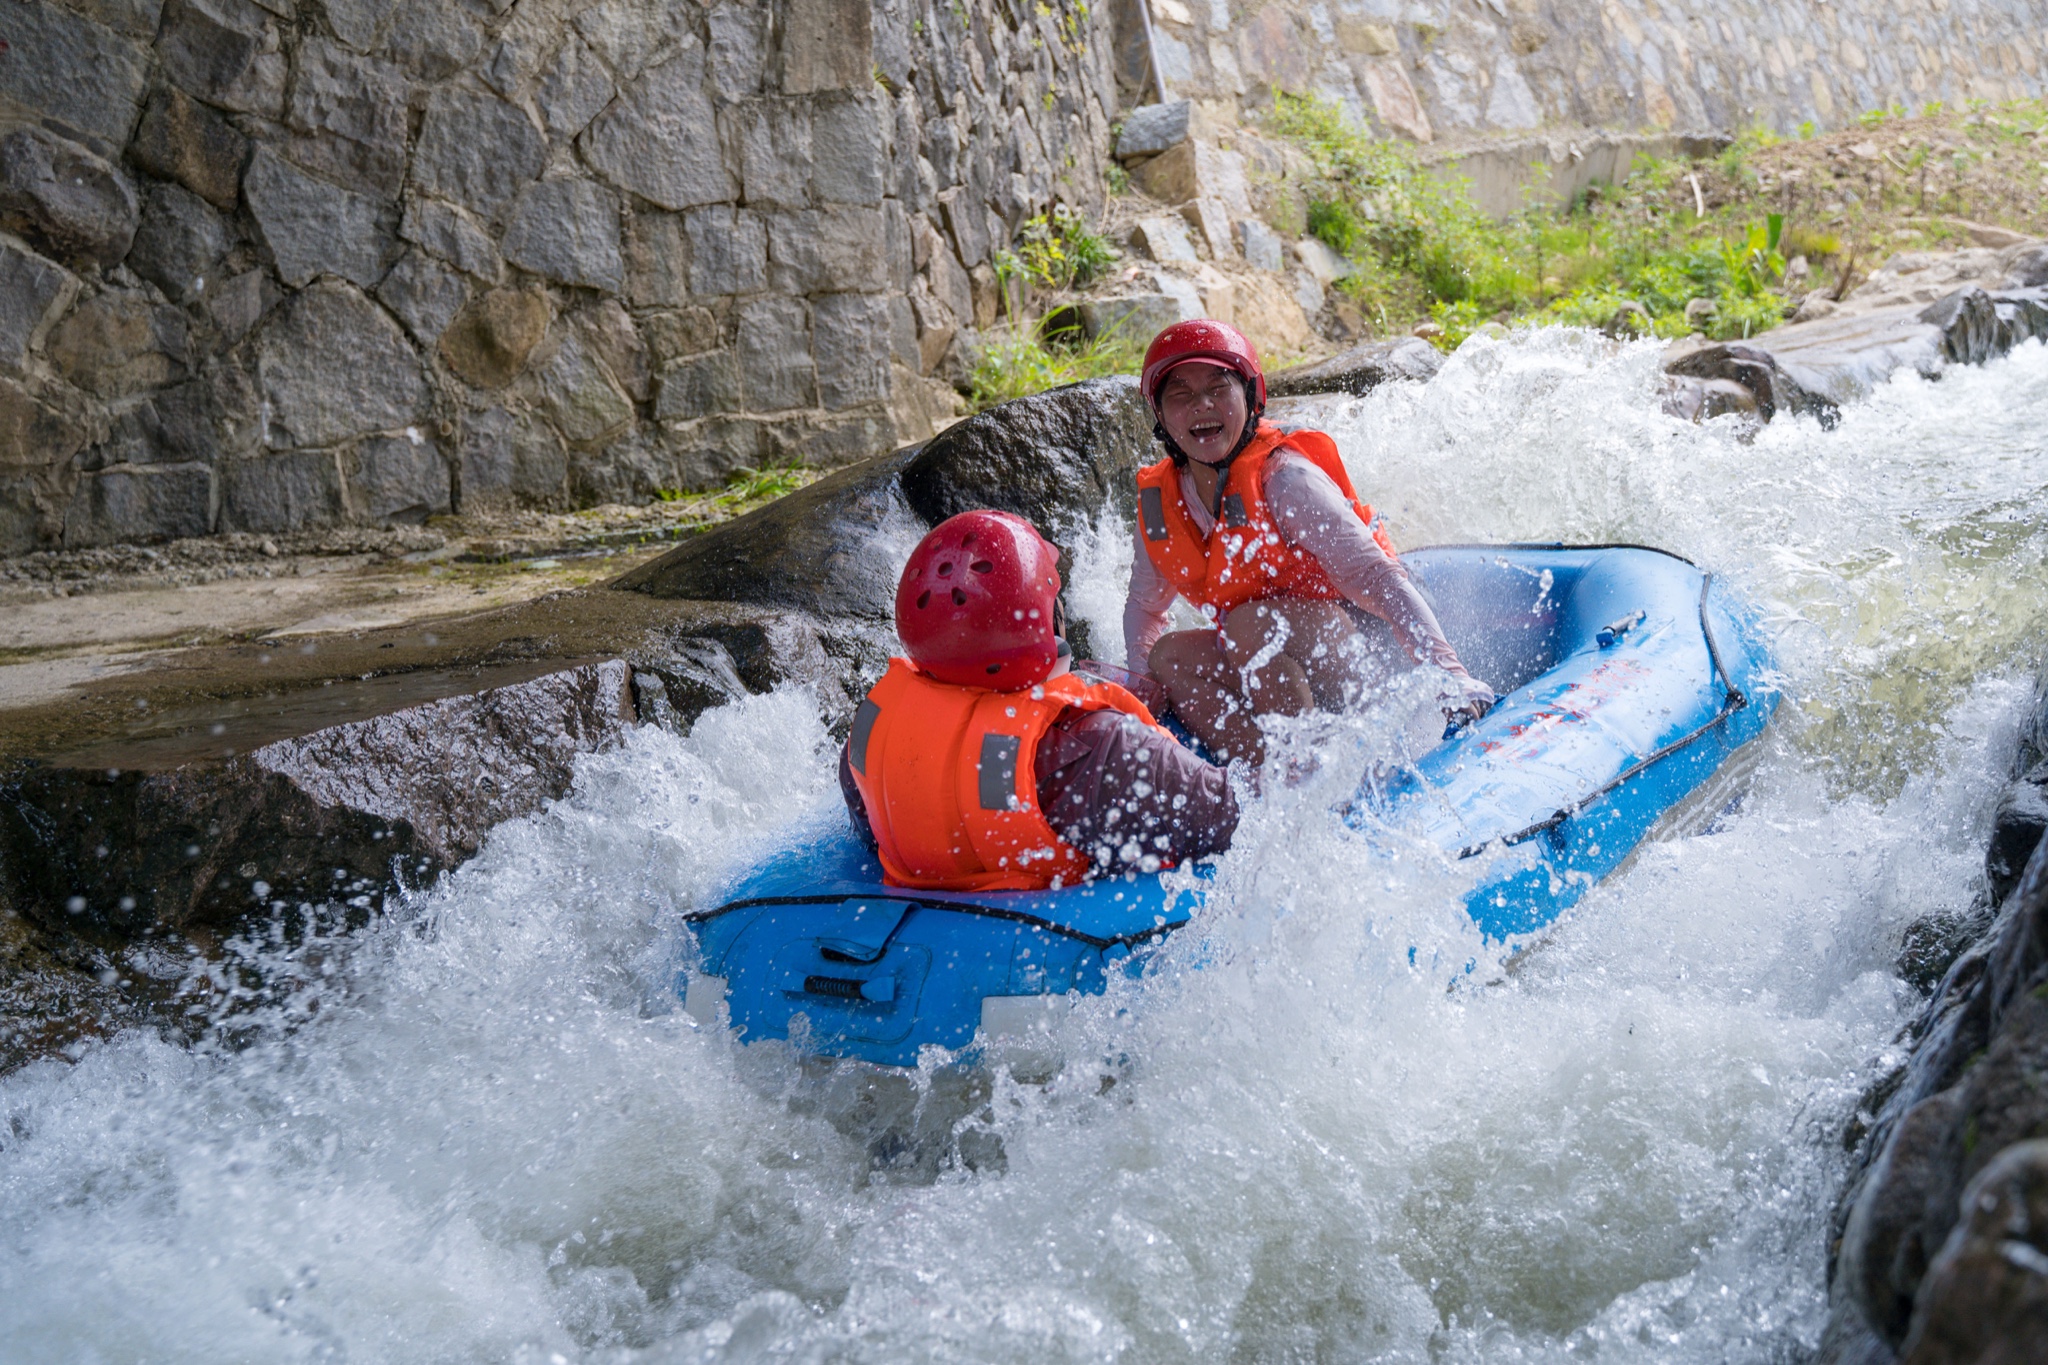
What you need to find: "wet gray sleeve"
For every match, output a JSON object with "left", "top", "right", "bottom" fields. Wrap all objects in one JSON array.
[
  {"left": 1035, "top": 708, "right": 1238, "bottom": 874},
  {"left": 1122, "top": 516, "right": 1180, "bottom": 675},
  {"left": 1263, "top": 453, "right": 1472, "bottom": 677}
]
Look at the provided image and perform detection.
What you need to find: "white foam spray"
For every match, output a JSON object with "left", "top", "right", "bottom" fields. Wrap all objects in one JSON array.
[{"left": 4, "top": 334, "right": 2047, "bottom": 1363}]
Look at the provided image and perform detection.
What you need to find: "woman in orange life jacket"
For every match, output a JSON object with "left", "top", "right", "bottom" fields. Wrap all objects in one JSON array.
[
  {"left": 838, "top": 509, "right": 1239, "bottom": 892},
  {"left": 1124, "top": 319, "right": 1496, "bottom": 765}
]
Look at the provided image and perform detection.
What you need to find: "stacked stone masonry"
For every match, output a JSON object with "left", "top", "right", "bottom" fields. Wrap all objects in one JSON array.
[
  {"left": 1139, "top": 0, "right": 2048, "bottom": 150},
  {"left": 0, "top": 0, "right": 1119, "bottom": 552}
]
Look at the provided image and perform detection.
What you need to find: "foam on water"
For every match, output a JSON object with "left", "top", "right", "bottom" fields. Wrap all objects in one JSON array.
[{"left": 5, "top": 333, "right": 2047, "bottom": 1363}]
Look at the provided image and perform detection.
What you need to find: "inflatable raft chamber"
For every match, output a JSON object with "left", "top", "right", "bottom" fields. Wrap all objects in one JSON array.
[{"left": 679, "top": 544, "right": 1777, "bottom": 1069}]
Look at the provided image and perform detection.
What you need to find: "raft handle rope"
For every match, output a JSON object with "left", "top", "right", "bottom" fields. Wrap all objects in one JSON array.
[
  {"left": 687, "top": 891, "right": 1189, "bottom": 952},
  {"left": 1454, "top": 566, "right": 1752, "bottom": 859}
]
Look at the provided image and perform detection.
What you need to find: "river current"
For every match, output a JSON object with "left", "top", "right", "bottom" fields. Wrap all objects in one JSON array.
[{"left": 4, "top": 332, "right": 2046, "bottom": 1363}]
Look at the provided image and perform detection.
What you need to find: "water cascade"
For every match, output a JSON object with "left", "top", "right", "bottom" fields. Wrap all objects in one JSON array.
[{"left": 3, "top": 331, "right": 2045, "bottom": 1363}]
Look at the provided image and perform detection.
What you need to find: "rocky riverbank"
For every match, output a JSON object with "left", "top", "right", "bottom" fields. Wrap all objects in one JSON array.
[{"left": 1819, "top": 672, "right": 2048, "bottom": 1365}]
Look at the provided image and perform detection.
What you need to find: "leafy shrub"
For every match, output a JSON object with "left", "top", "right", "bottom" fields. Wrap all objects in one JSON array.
[{"left": 968, "top": 316, "right": 1145, "bottom": 411}]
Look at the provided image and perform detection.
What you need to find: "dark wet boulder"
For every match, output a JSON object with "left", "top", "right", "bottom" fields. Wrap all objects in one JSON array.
[
  {"left": 1664, "top": 338, "right": 1840, "bottom": 428},
  {"left": 1266, "top": 337, "right": 1443, "bottom": 399},
  {"left": 898, "top": 377, "right": 1153, "bottom": 534},
  {"left": 1829, "top": 828, "right": 2048, "bottom": 1360},
  {"left": 616, "top": 378, "right": 1156, "bottom": 618},
  {"left": 0, "top": 660, "right": 636, "bottom": 942},
  {"left": 1896, "top": 1139, "right": 2048, "bottom": 1365}
]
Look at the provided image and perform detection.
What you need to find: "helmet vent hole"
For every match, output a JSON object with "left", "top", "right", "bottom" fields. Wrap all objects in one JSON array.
[
  {"left": 970, "top": 559, "right": 993, "bottom": 574},
  {"left": 916, "top": 590, "right": 930, "bottom": 609},
  {"left": 936, "top": 560, "right": 954, "bottom": 577},
  {"left": 951, "top": 587, "right": 967, "bottom": 606},
  {"left": 986, "top": 663, "right": 1002, "bottom": 674},
  {"left": 961, "top": 533, "right": 977, "bottom": 547}
]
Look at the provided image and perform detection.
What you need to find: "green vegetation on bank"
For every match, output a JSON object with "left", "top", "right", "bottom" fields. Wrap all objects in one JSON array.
[
  {"left": 1267, "top": 91, "right": 2048, "bottom": 348},
  {"left": 961, "top": 93, "right": 2048, "bottom": 397}
]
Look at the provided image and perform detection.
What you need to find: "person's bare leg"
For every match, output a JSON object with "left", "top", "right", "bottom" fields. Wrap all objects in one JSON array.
[
  {"left": 1219, "top": 600, "right": 1368, "bottom": 715},
  {"left": 1149, "top": 628, "right": 1267, "bottom": 764}
]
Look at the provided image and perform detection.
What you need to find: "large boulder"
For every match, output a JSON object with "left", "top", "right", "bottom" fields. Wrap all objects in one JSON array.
[
  {"left": 615, "top": 377, "right": 1154, "bottom": 617},
  {"left": 1267, "top": 337, "right": 1443, "bottom": 398},
  {"left": 0, "top": 660, "right": 637, "bottom": 942}
]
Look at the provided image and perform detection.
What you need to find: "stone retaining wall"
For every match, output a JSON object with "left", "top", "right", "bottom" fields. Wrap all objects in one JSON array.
[
  {"left": 1135, "top": 0, "right": 2048, "bottom": 150},
  {"left": 0, "top": 0, "right": 1118, "bottom": 553}
]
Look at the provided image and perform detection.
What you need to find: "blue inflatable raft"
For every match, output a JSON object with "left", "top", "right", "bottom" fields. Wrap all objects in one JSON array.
[{"left": 680, "top": 545, "right": 1777, "bottom": 1068}]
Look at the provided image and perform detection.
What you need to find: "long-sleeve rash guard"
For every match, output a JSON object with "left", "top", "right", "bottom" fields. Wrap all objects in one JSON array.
[{"left": 1122, "top": 450, "right": 1474, "bottom": 686}]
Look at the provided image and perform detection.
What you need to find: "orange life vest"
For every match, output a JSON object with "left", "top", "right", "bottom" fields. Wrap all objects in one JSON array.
[
  {"left": 1134, "top": 421, "right": 1398, "bottom": 618},
  {"left": 846, "top": 659, "right": 1170, "bottom": 892}
]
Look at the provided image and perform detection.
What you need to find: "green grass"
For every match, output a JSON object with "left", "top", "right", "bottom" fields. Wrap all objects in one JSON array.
[
  {"left": 968, "top": 315, "right": 1147, "bottom": 410},
  {"left": 1263, "top": 92, "right": 1835, "bottom": 347}
]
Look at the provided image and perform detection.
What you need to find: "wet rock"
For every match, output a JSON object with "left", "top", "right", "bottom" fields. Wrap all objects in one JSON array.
[
  {"left": 439, "top": 286, "right": 552, "bottom": 389},
  {"left": 353, "top": 433, "right": 451, "bottom": 523},
  {"left": 1268, "top": 337, "right": 1443, "bottom": 398},
  {"left": 129, "top": 86, "right": 250, "bottom": 211},
  {"left": 45, "top": 290, "right": 188, "bottom": 401},
  {"left": 1664, "top": 340, "right": 1839, "bottom": 428},
  {"left": 62, "top": 462, "right": 214, "bottom": 546},
  {"left": 253, "top": 282, "right": 428, "bottom": 449},
  {"left": 1897, "top": 1139, "right": 2048, "bottom": 1364},
  {"left": 579, "top": 45, "right": 734, "bottom": 211},
  {"left": 1831, "top": 817, "right": 2048, "bottom": 1358},
  {"left": 0, "top": 661, "right": 637, "bottom": 941},
  {"left": 625, "top": 378, "right": 1146, "bottom": 615},
  {"left": 243, "top": 145, "right": 399, "bottom": 289},
  {"left": 412, "top": 86, "right": 548, "bottom": 220},
  {"left": 0, "top": 127, "right": 140, "bottom": 269},
  {"left": 0, "top": 0, "right": 151, "bottom": 148},
  {"left": 376, "top": 248, "right": 470, "bottom": 347},
  {"left": 127, "top": 180, "right": 231, "bottom": 305},
  {"left": 399, "top": 196, "right": 502, "bottom": 282},
  {"left": 2005, "top": 244, "right": 2048, "bottom": 290},
  {"left": 1989, "top": 765, "right": 2048, "bottom": 907},
  {"left": 0, "top": 239, "right": 78, "bottom": 371},
  {"left": 899, "top": 377, "right": 1153, "bottom": 535},
  {"left": 500, "top": 179, "right": 624, "bottom": 292}
]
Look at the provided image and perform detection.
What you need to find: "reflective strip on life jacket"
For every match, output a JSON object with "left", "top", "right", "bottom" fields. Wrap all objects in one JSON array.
[
  {"left": 1134, "top": 421, "right": 1398, "bottom": 618},
  {"left": 847, "top": 659, "right": 1169, "bottom": 892}
]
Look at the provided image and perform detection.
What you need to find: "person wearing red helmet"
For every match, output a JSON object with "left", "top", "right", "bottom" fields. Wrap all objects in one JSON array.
[
  {"left": 1125, "top": 319, "right": 1494, "bottom": 764},
  {"left": 839, "top": 509, "right": 1238, "bottom": 891}
]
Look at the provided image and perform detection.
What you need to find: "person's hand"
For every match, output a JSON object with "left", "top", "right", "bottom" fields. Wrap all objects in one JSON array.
[{"left": 1440, "top": 675, "right": 1498, "bottom": 730}]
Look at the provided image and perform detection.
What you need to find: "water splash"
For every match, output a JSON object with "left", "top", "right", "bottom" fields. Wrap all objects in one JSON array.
[{"left": 4, "top": 333, "right": 2046, "bottom": 1363}]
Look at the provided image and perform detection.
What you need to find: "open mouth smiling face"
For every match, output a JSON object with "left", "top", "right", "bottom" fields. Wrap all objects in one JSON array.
[{"left": 1157, "top": 362, "right": 1249, "bottom": 464}]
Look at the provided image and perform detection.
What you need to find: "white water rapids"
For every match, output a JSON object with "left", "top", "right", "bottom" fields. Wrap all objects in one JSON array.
[{"left": 4, "top": 333, "right": 2047, "bottom": 1363}]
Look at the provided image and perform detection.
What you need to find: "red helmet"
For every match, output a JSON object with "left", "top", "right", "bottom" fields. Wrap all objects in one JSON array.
[
  {"left": 895, "top": 511, "right": 1063, "bottom": 690},
  {"left": 1140, "top": 319, "right": 1268, "bottom": 412}
]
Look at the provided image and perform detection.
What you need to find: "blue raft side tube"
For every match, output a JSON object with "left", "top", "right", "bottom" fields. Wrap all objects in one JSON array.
[
  {"left": 1379, "top": 545, "right": 1776, "bottom": 945},
  {"left": 681, "top": 544, "right": 1778, "bottom": 1068}
]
